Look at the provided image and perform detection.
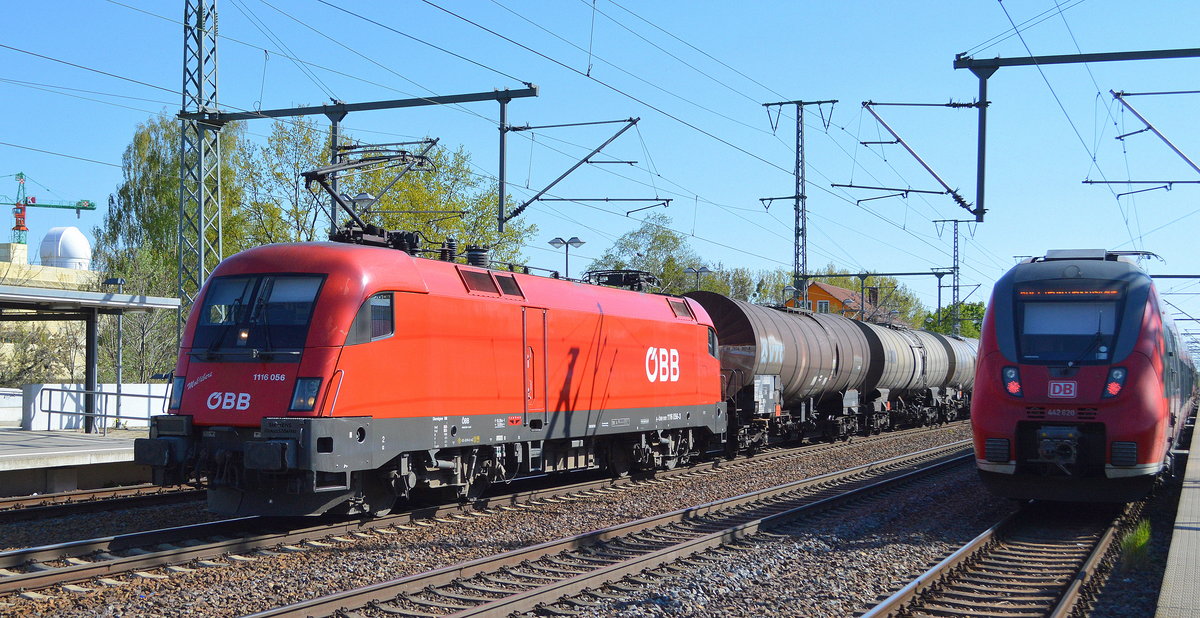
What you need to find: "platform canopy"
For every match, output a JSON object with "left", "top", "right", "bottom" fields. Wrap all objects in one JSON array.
[
  {"left": 0, "top": 285, "right": 178, "bottom": 317},
  {"left": 0, "top": 284, "right": 180, "bottom": 433}
]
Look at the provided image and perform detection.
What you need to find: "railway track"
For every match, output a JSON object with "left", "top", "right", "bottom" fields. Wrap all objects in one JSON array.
[
  {"left": 246, "top": 440, "right": 973, "bottom": 617},
  {"left": 0, "top": 422, "right": 965, "bottom": 600},
  {"left": 863, "top": 500, "right": 1138, "bottom": 618},
  {"left": 0, "top": 484, "right": 202, "bottom": 524}
]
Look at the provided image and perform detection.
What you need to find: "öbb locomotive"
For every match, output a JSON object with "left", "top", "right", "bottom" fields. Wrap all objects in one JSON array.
[
  {"left": 135, "top": 239, "right": 977, "bottom": 517},
  {"left": 972, "top": 249, "right": 1197, "bottom": 502}
]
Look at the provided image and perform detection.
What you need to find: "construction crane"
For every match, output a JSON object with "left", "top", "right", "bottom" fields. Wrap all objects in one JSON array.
[{"left": 9, "top": 172, "right": 95, "bottom": 244}]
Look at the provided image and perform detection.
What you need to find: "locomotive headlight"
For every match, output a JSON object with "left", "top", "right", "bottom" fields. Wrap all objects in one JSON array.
[
  {"left": 289, "top": 378, "right": 323, "bottom": 411},
  {"left": 168, "top": 376, "right": 185, "bottom": 410},
  {"left": 1102, "top": 367, "right": 1127, "bottom": 398},
  {"left": 1002, "top": 366, "right": 1023, "bottom": 397}
]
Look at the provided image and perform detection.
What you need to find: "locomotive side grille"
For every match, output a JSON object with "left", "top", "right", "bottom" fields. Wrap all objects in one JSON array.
[
  {"left": 985, "top": 438, "right": 1010, "bottom": 463},
  {"left": 1111, "top": 441, "right": 1138, "bottom": 467}
]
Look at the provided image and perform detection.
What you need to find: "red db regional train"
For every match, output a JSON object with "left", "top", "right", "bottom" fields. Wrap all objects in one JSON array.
[
  {"left": 136, "top": 227, "right": 977, "bottom": 516},
  {"left": 972, "top": 249, "right": 1197, "bottom": 502}
]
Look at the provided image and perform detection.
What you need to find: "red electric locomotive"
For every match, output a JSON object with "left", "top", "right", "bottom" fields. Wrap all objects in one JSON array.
[
  {"left": 135, "top": 241, "right": 724, "bottom": 516},
  {"left": 972, "top": 249, "right": 1196, "bottom": 501}
]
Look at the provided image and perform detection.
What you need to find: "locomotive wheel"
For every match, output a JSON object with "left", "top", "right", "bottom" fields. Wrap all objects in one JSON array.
[
  {"left": 358, "top": 473, "right": 399, "bottom": 517},
  {"left": 607, "top": 442, "right": 632, "bottom": 478}
]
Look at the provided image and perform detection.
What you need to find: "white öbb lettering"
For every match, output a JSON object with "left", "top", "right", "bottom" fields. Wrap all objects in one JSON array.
[
  {"left": 207, "top": 391, "right": 251, "bottom": 410},
  {"left": 645, "top": 347, "right": 681, "bottom": 383}
]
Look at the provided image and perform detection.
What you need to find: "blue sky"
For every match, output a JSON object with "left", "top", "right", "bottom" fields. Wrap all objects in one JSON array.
[{"left": 3, "top": 1, "right": 1199, "bottom": 327}]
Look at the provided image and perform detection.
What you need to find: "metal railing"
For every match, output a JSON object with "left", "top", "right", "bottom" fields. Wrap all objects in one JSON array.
[{"left": 38, "top": 387, "right": 168, "bottom": 435}]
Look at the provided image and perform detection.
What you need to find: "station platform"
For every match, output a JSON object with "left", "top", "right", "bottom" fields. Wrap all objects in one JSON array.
[
  {"left": 0, "top": 428, "right": 150, "bottom": 495},
  {"left": 1156, "top": 418, "right": 1200, "bottom": 617}
]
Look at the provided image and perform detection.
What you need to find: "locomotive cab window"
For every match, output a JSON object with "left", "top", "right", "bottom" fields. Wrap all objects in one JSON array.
[
  {"left": 1015, "top": 281, "right": 1125, "bottom": 364},
  {"left": 192, "top": 274, "right": 324, "bottom": 360},
  {"left": 346, "top": 293, "right": 394, "bottom": 345},
  {"left": 708, "top": 327, "right": 718, "bottom": 358}
]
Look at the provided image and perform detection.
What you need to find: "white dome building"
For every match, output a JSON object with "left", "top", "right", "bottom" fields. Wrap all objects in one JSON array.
[{"left": 39, "top": 226, "right": 92, "bottom": 270}]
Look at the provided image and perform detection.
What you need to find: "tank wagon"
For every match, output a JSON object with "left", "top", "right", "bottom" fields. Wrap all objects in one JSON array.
[
  {"left": 972, "top": 249, "right": 1197, "bottom": 501},
  {"left": 687, "top": 292, "right": 977, "bottom": 448},
  {"left": 134, "top": 232, "right": 977, "bottom": 517}
]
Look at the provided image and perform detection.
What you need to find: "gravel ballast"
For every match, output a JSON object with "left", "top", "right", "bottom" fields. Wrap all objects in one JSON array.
[{"left": 4, "top": 426, "right": 972, "bottom": 617}]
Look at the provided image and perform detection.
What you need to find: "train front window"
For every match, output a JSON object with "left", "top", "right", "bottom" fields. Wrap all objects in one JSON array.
[
  {"left": 1019, "top": 300, "right": 1119, "bottom": 363},
  {"left": 193, "top": 274, "right": 324, "bottom": 360}
]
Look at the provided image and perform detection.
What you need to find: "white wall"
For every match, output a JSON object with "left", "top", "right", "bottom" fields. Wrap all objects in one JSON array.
[
  {"left": 0, "top": 388, "right": 22, "bottom": 425},
  {"left": 22, "top": 383, "right": 169, "bottom": 430}
]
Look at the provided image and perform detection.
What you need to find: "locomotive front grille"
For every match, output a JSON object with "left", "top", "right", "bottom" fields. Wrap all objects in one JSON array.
[
  {"left": 984, "top": 438, "right": 1010, "bottom": 463},
  {"left": 1111, "top": 441, "right": 1138, "bottom": 467}
]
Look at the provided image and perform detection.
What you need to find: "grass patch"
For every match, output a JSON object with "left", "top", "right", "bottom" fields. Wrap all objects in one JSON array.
[{"left": 1119, "top": 519, "right": 1152, "bottom": 573}]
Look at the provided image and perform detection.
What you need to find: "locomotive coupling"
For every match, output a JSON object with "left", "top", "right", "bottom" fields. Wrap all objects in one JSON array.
[{"left": 1036, "top": 426, "right": 1081, "bottom": 469}]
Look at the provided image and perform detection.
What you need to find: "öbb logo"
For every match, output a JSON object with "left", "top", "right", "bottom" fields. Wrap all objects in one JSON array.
[
  {"left": 645, "top": 347, "right": 680, "bottom": 383},
  {"left": 207, "top": 392, "right": 251, "bottom": 410},
  {"left": 1048, "top": 381, "right": 1076, "bottom": 398}
]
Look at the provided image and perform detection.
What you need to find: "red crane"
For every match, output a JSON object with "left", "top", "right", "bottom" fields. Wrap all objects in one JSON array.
[{"left": 9, "top": 172, "right": 95, "bottom": 244}]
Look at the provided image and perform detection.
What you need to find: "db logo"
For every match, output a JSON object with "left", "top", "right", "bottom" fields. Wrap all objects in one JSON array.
[
  {"left": 1048, "top": 381, "right": 1076, "bottom": 398},
  {"left": 645, "top": 347, "right": 680, "bottom": 383},
  {"left": 207, "top": 392, "right": 251, "bottom": 410}
]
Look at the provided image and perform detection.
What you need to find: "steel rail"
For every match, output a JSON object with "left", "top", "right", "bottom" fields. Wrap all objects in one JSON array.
[
  {"left": 863, "top": 501, "right": 1137, "bottom": 617},
  {"left": 0, "top": 423, "right": 964, "bottom": 597},
  {"left": 247, "top": 441, "right": 973, "bottom": 617},
  {"left": 0, "top": 485, "right": 203, "bottom": 524}
]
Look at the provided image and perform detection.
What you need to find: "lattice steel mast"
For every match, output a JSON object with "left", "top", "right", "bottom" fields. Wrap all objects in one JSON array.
[
  {"left": 179, "top": 0, "right": 222, "bottom": 339},
  {"left": 762, "top": 99, "right": 836, "bottom": 309}
]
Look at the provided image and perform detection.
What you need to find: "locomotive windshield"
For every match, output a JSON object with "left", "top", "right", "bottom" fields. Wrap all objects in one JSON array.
[
  {"left": 191, "top": 274, "right": 325, "bottom": 361},
  {"left": 1015, "top": 280, "right": 1125, "bottom": 364}
]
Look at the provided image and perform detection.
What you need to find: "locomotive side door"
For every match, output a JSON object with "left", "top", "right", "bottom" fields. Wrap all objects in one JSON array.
[{"left": 522, "top": 307, "right": 548, "bottom": 430}]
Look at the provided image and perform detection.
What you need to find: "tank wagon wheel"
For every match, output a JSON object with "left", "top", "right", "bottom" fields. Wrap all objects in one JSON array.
[{"left": 606, "top": 440, "right": 633, "bottom": 478}]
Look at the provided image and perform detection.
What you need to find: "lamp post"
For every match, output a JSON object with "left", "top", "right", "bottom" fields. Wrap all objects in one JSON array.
[
  {"left": 684, "top": 266, "right": 712, "bottom": 291},
  {"left": 548, "top": 236, "right": 584, "bottom": 279},
  {"left": 103, "top": 277, "right": 125, "bottom": 424}
]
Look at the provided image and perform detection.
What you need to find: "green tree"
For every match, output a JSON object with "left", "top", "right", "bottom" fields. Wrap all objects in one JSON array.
[
  {"left": 235, "top": 117, "right": 329, "bottom": 245},
  {"left": 586, "top": 213, "right": 701, "bottom": 295},
  {"left": 925, "top": 301, "right": 985, "bottom": 338},
  {"left": 93, "top": 113, "right": 247, "bottom": 382},
  {"left": 0, "top": 324, "right": 82, "bottom": 388},
  {"left": 95, "top": 113, "right": 246, "bottom": 274}
]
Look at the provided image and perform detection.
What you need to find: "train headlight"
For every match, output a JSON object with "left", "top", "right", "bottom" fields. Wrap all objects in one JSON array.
[
  {"left": 289, "top": 378, "right": 323, "bottom": 411},
  {"left": 168, "top": 376, "right": 185, "bottom": 410},
  {"left": 1002, "top": 366, "right": 1023, "bottom": 397},
  {"left": 1102, "top": 367, "right": 1127, "bottom": 398}
]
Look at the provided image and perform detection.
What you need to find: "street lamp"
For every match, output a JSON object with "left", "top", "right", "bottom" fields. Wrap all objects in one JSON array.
[
  {"left": 684, "top": 266, "right": 712, "bottom": 291},
  {"left": 548, "top": 236, "right": 585, "bottom": 279},
  {"left": 103, "top": 277, "right": 125, "bottom": 424}
]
